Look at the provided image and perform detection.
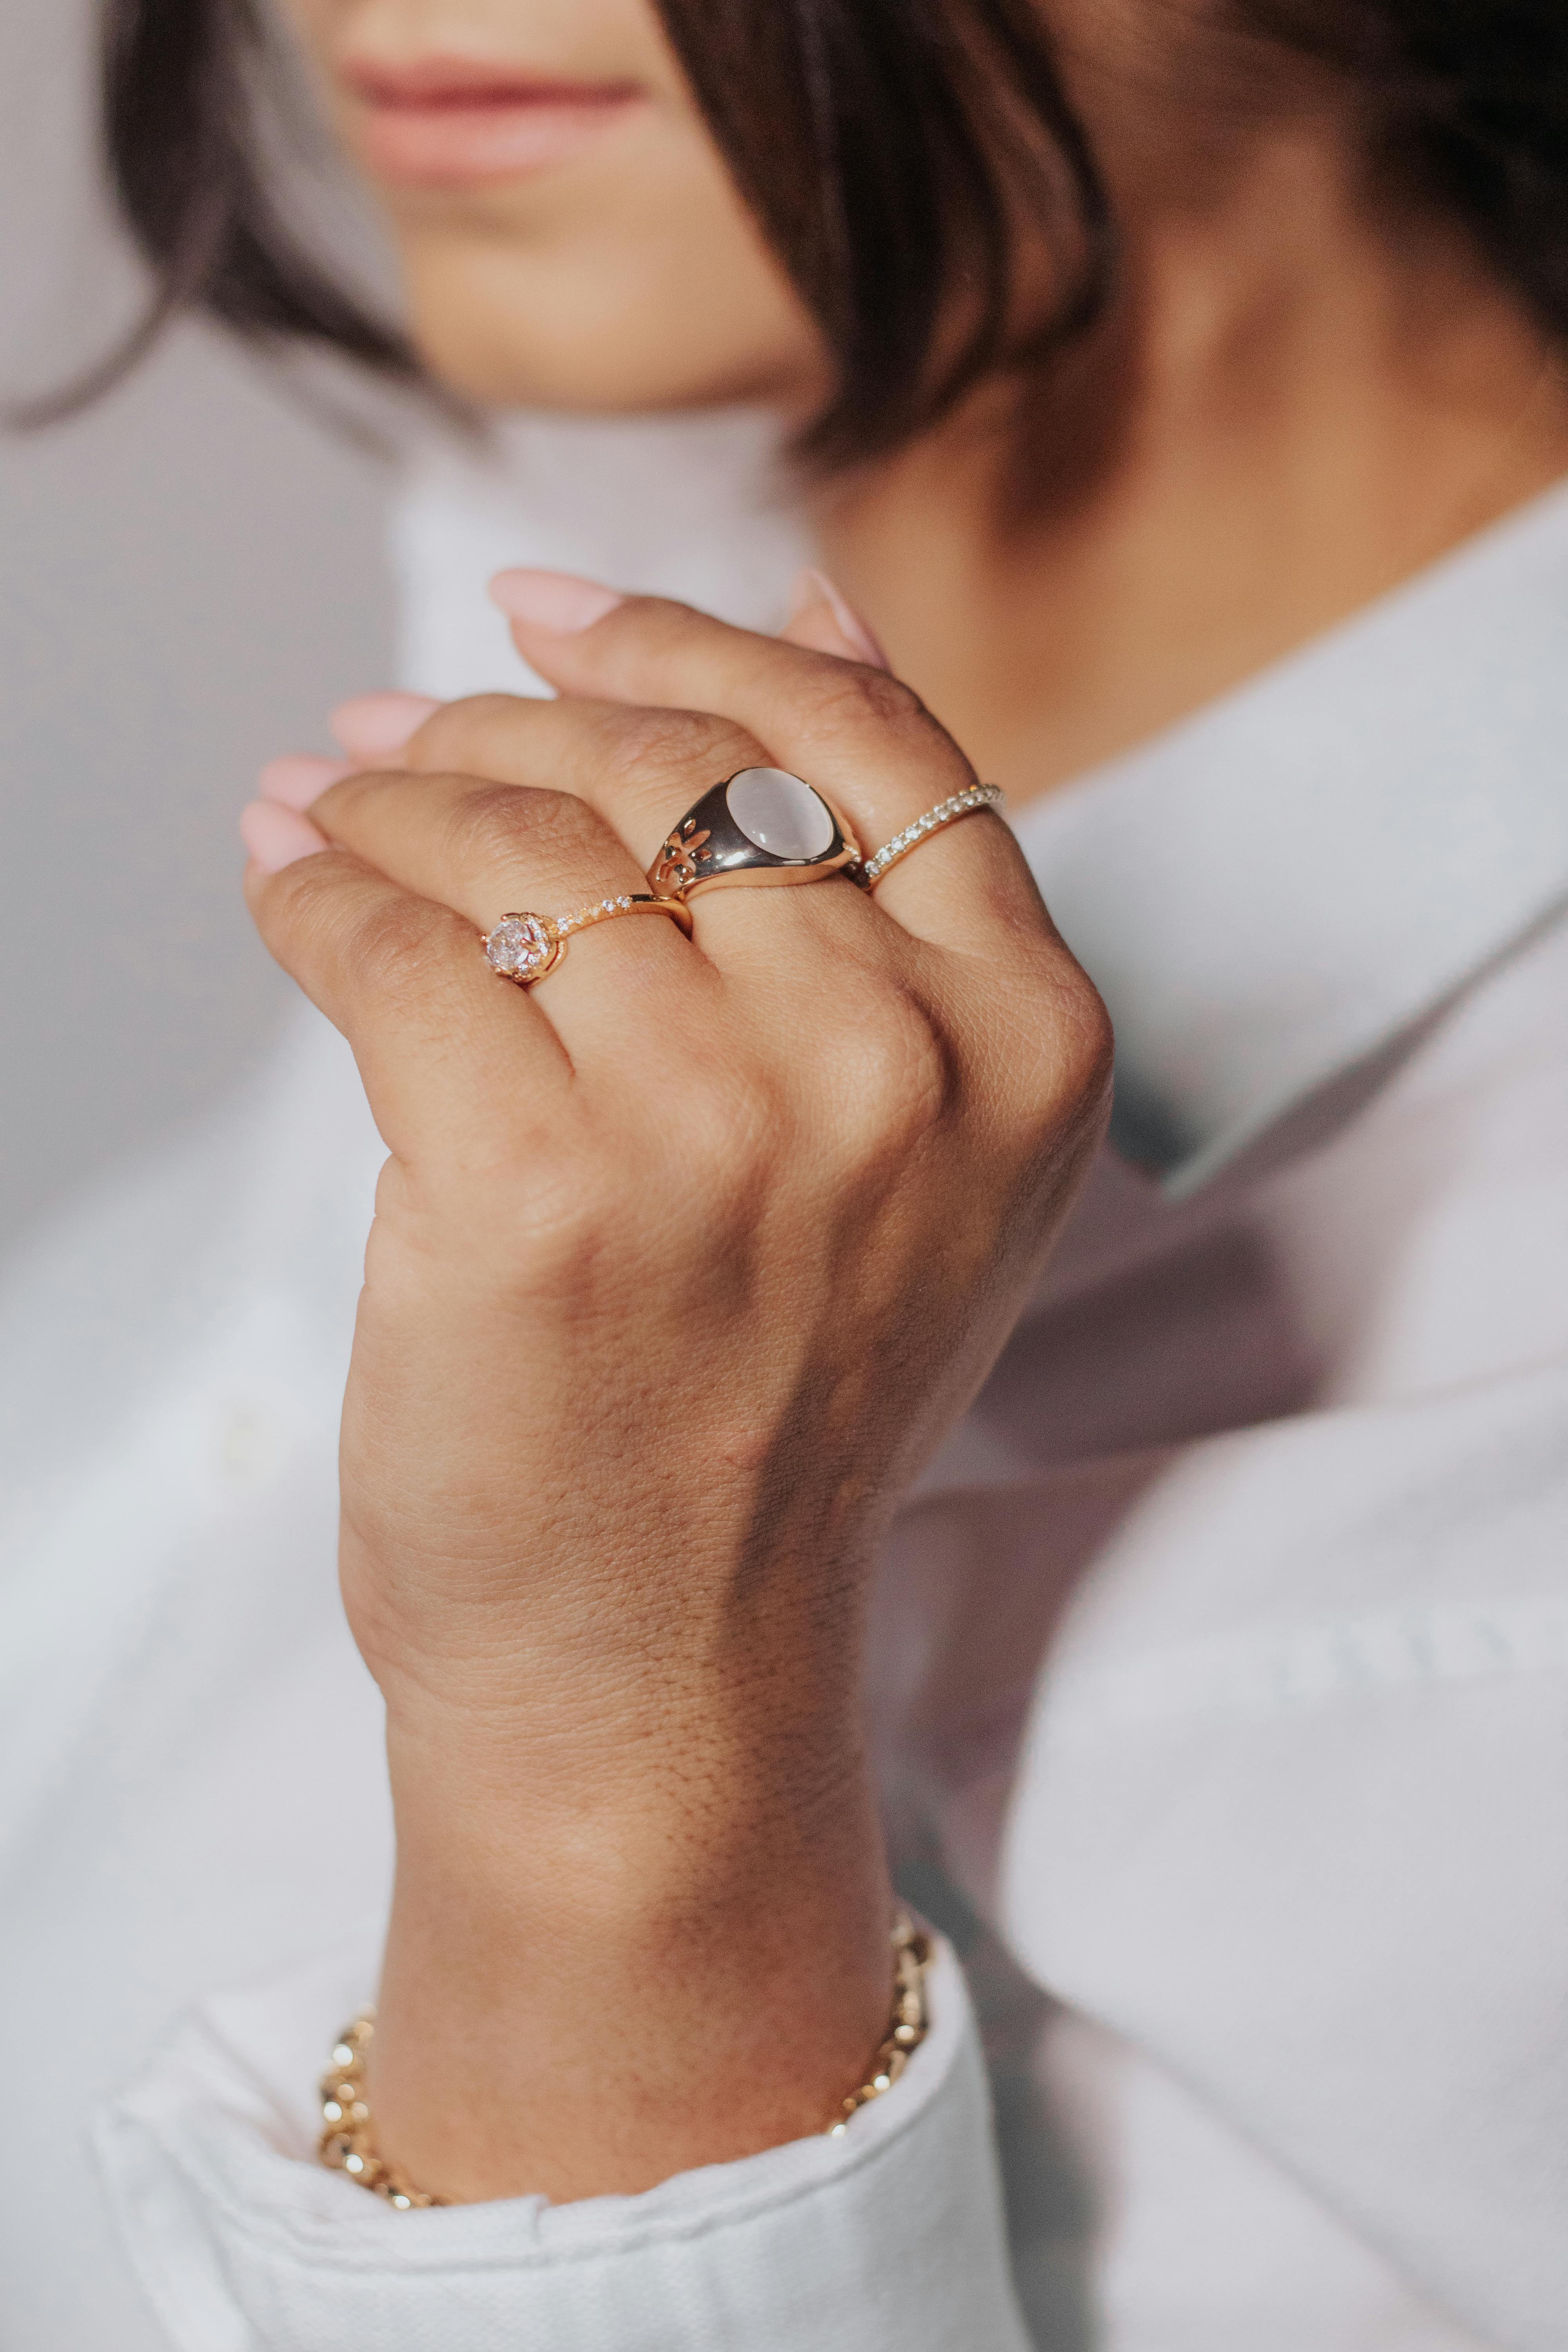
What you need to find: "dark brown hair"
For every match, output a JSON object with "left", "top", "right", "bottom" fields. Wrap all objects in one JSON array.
[{"left": 39, "top": 0, "right": 1568, "bottom": 462}]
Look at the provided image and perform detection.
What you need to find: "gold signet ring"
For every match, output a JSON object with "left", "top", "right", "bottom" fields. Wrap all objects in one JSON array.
[{"left": 648, "top": 768, "right": 861, "bottom": 900}]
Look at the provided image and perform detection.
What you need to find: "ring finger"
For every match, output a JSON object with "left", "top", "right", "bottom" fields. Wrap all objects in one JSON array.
[{"left": 299, "top": 763, "right": 712, "bottom": 1056}]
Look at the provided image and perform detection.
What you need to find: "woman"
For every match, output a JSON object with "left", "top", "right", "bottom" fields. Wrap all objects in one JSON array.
[{"left": 2, "top": 0, "right": 1565, "bottom": 2344}]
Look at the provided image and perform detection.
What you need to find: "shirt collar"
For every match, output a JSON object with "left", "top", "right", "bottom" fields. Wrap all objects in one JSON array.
[{"left": 1013, "top": 475, "right": 1568, "bottom": 1197}]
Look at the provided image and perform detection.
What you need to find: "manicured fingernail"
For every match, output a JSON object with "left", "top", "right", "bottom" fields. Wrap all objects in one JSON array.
[
  {"left": 241, "top": 800, "right": 328, "bottom": 872},
  {"left": 330, "top": 691, "right": 441, "bottom": 757},
  {"left": 488, "top": 570, "right": 625, "bottom": 632},
  {"left": 787, "top": 568, "right": 889, "bottom": 668},
  {"left": 257, "top": 755, "right": 352, "bottom": 811}
]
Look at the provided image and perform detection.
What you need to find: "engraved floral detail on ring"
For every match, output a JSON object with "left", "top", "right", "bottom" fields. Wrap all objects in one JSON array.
[{"left": 652, "top": 818, "right": 712, "bottom": 896}]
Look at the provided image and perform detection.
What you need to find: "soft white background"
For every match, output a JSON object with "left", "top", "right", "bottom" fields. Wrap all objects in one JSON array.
[{"left": 0, "top": 0, "right": 395, "bottom": 1254}]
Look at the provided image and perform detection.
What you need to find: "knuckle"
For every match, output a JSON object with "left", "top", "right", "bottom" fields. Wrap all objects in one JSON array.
[
  {"left": 819, "top": 987, "right": 953, "bottom": 1167},
  {"left": 405, "top": 693, "right": 523, "bottom": 769},
  {"left": 445, "top": 779, "right": 603, "bottom": 872},
  {"left": 806, "top": 663, "right": 933, "bottom": 743},
  {"left": 348, "top": 893, "right": 465, "bottom": 1011},
  {"left": 608, "top": 704, "right": 759, "bottom": 789},
  {"left": 420, "top": 1165, "right": 610, "bottom": 1308},
  {"left": 499, "top": 1165, "right": 619, "bottom": 1291},
  {"left": 1054, "top": 968, "right": 1117, "bottom": 1107},
  {"left": 1009, "top": 961, "right": 1115, "bottom": 1139},
  {"left": 256, "top": 850, "right": 359, "bottom": 948},
  {"left": 643, "top": 1064, "right": 790, "bottom": 1252},
  {"left": 686, "top": 1061, "right": 790, "bottom": 1183}
]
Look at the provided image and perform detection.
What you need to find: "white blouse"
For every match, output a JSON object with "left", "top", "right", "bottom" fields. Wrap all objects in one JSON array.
[{"left": 2, "top": 412, "right": 1566, "bottom": 2352}]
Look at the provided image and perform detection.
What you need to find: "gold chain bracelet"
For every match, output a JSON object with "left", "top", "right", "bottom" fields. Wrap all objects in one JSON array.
[
  {"left": 319, "top": 1910, "right": 931, "bottom": 2205},
  {"left": 827, "top": 1911, "right": 932, "bottom": 2136},
  {"left": 319, "top": 2015, "right": 446, "bottom": 2208}
]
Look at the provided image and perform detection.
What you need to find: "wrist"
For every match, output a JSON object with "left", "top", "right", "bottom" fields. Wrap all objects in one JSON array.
[
  {"left": 373, "top": 1544, "right": 876, "bottom": 1859},
  {"left": 373, "top": 1717, "right": 895, "bottom": 2202},
  {"left": 383, "top": 1670, "right": 879, "bottom": 1935},
  {"left": 359, "top": 1534, "right": 897, "bottom": 2199}
]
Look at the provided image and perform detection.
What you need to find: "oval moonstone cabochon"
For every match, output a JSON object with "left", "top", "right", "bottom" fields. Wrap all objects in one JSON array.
[{"left": 724, "top": 767, "right": 836, "bottom": 862}]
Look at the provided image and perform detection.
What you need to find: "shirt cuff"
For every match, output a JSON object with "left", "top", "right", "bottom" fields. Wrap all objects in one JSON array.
[{"left": 94, "top": 1925, "right": 1032, "bottom": 2352}]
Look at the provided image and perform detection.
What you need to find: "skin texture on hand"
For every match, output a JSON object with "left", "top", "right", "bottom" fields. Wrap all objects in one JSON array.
[{"left": 244, "top": 580, "right": 1111, "bottom": 2201}]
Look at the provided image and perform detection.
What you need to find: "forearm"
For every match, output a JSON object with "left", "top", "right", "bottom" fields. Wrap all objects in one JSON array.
[{"left": 368, "top": 1670, "right": 895, "bottom": 2204}]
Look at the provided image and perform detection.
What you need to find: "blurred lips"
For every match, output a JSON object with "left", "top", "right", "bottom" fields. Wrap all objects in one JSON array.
[{"left": 342, "top": 58, "right": 646, "bottom": 187}]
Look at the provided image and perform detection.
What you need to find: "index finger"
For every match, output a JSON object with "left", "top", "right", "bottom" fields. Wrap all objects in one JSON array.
[{"left": 487, "top": 572, "right": 1044, "bottom": 953}]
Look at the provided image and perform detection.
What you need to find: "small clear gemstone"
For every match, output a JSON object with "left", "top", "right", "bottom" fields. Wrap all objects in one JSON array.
[
  {"left": 725, "top": 767, "right": 836, "bottom": 861},
  {"left": 485, "top": 915, "right": 552, "bottom": 978}
]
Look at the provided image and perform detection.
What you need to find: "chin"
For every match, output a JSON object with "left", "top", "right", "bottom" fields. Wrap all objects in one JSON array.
[{"left": 402, "top": 233, "right": 828, "bottom": 417}]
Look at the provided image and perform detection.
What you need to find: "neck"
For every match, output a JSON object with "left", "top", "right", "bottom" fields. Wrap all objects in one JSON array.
[{"left": 813, "top": 131, "right": 1568, "bottom": 805}]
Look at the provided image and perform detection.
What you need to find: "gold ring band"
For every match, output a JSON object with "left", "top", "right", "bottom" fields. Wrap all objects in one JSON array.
[
  {"left": 482, "top": 893, "right": 693, "bottom": 989},
  {"left": 856, "top": 783, "right": 1004, "bottom": 887}
]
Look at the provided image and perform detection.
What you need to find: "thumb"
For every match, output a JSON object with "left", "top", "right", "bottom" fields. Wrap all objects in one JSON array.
[{"left": 779, "top": 568, "right": 890, "bottom": 668}]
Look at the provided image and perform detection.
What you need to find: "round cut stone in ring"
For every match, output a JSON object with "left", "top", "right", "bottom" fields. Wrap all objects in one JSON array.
[
  {"left": 483, "top": 913, "right": 559, "bottom": 984},
  {"left": 724, "top": 768, "right": 837, "bottom": 861}
]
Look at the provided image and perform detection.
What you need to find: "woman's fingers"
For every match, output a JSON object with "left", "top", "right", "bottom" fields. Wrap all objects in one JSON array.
[
  {"left": 241, "top": 799, "right": 330, "bottom": 871},
  {"left": 377, "top": 694, "right": 770, "bottom": 871},
  {"left": 324, "top": 566, "right": 880, "bottom": 793},
  {"left": 307, "top": 700, "right": 902, "bottom": 996},
  {"left": 256, "top": 755, "right": 352, "bottom": 811},
  {"left": 298, "top": 765, "right": 712, "bottom": 1060},
  {"left": 332, "top": 692, "right": 443, "bottom": 760},
  {"left": 243, "top": 847, "right": 573, "bottom": 1163},
  {"left": 485, "top": 571, "right": 1035, "bottom": 948},
  {"left": 778, "top": 570, "right": 891, "bottom": 668},
  {"left": 311, "top": 767, "right": 650, "bottom": 935}
]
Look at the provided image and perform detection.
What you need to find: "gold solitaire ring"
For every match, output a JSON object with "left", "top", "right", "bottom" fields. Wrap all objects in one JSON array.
[{"left": 482, "top": 893, "right": 692, "bottom": 988}]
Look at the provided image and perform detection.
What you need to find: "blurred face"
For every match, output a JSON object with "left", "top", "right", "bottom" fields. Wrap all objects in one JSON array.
[{"left": 283, "top": 0, "right": 830, "bottom": 412}]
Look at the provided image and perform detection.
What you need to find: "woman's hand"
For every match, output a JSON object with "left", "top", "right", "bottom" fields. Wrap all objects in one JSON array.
[{"left": 243, "top": 576, "right": 1111, "bottom": 2203}]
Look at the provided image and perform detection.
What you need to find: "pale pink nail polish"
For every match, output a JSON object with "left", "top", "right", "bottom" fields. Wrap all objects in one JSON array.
[
  {"left": 257, "top": 755, "right": 352, "bottom": 811},
  {"left": 241, "top": 800, "right": 329, "bottom": 873},
  {"left": 788, "top": 568, "right": 890, "bottom": 668},
  {"left": 330, "top": 691, "right": 441, "bottom": 758},
  {"left": 488, "top": 570, "right": 625, "bottom": 632}
]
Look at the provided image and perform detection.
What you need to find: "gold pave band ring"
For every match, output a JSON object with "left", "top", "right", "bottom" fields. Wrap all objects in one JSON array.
[
  {"left": 855, "top": 782, "right": 1004, "bottom": 888},
  {"left": 649, "top": 767, "right": 860, "bottom": 900},
  {"left": 482, "top": 893, "right": 692, "bottom": 988}
]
